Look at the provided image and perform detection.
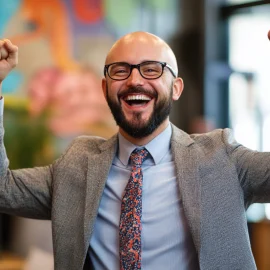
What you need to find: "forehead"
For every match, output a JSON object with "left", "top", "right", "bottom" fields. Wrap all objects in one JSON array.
[{"left": 106, "top": 38, "right": 171, "bottom": 65}]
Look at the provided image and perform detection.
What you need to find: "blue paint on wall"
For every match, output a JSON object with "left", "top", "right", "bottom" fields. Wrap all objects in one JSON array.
[
  {"left": 2, "top": 71, "right": 23, "bottom": 94},
  {"left": 0, "top": 0, "right": 21, "bottom": 37}
]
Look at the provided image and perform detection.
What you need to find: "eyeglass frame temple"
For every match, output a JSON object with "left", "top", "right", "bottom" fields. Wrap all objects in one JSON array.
[{"left": 163, "top": 63, "right": 177, "bottom": 78}]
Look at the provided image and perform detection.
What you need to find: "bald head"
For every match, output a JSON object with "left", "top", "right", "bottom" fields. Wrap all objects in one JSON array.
[{"left": 105, "top": 31, "right": 178, "bottom": 76}]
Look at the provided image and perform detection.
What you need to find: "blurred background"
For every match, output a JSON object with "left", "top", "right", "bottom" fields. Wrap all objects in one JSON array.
[{"left": 0, "top": 0, "right": 270, "bottom": 269}]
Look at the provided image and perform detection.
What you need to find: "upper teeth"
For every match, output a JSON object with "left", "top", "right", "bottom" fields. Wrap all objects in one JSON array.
[{"left": 125, "top": 95, "right": 151, "bottom": 101}]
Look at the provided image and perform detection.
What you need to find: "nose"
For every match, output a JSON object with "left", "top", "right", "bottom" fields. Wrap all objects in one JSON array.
[{"left": 126, "top": 67, "right": 144, "bottom": 87}]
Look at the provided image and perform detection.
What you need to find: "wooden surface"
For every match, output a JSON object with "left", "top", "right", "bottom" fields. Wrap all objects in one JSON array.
[
  {"left": 251, "top": 221, "right": 270, "bottom": 270},
  {"left": 0, "top": 253, "right": 24, "bottom": 270}
]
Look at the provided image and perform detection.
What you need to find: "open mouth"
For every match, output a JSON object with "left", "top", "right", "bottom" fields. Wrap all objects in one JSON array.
[{"left": 122, "top": 94, "right": 152, "bottom": 107}]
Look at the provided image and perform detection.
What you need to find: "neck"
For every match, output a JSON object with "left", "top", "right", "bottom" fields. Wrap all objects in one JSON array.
[{"left": 119, "top": 118, "right": 170, "bottom": 146}]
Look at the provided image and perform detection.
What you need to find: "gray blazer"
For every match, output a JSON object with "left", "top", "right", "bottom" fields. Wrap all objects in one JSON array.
[{"left": 0, "top": 118, "right": 269, "bottom": 270}]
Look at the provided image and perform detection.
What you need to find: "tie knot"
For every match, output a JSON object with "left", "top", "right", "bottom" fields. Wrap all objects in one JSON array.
[{"left": 130, "top": 148, "right": 149, "bottom": 166}]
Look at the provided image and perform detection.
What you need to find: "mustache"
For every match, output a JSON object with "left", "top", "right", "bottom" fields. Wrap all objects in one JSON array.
[{"left": 118, "top": 87, "right": 157, "bottom": 99}]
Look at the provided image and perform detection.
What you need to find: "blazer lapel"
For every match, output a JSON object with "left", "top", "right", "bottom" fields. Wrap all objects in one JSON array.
[
  {"left": 171, "top": 125, "right": 201, "bottom": 254},
  {"left": 83, "top": 135, "right": 117, "bottom": 256}
]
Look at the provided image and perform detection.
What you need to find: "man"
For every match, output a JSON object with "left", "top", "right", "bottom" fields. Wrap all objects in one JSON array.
[{"left": 0, "top": 31, "right": 269, "bottom": 270}]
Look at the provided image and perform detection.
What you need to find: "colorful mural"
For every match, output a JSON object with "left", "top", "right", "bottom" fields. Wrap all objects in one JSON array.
[{"left": 0, "top": 0, "right": 178, "bottom": 159}]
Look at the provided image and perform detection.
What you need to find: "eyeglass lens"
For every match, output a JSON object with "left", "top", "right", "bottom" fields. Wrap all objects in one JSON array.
[{"left": 108, "top": 62, "right": 163, "bottom": 80}]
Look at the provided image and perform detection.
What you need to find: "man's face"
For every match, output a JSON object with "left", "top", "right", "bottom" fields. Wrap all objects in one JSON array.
[{"left": 102, "top": 34, "right": 183, "bottom": 138}]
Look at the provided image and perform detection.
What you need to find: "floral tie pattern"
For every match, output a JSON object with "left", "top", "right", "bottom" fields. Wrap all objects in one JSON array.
[{"left": 119, "top": 148, "right": 149, "bottom": 270}]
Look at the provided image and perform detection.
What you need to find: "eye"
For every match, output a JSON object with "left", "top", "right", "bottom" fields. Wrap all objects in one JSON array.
[
  {"left": 115, "top": 69, "right": 127, "bottom": 74},
  {"left": 145, "top": 68, "right": 156, "bottom": 72},
  {"left": 141, "top": 63, "right": 161, "bottom": 76},
  {"left": 109, "top": 64, "right": 129, "bottom": 77}
]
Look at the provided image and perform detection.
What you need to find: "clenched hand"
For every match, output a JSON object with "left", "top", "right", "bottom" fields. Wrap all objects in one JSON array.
[{"left": 0, "top": 39, "right": 18, "bottom": 84}]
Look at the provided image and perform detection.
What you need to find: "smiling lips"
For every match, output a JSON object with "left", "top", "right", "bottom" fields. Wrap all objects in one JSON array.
[{"left": 122, "top": 94, "right": 153, "bottom": 107}]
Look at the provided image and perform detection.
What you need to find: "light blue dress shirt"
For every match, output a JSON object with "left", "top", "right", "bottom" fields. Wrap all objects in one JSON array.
[{"left": 89, "top": 124, "right": 199, "bottom": 269}]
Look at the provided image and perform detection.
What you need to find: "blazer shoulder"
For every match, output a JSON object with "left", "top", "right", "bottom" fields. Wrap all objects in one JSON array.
[
  {"left": 172, "top": 124, "right": 233, "bottom": 149},
  {"left": 190, "top": 127, "right": 233, "bottom": 144},
  {"left": 188, "top": 128, "right": 243, "bottom": 158},
  {"left": 54, "top": 134, "right": 117, "bottom": 167},
  {"left": 72, "top": 135, "right": 107, "bottom": 148},
  {"left": 69, "top": 134, "right": 117, "bottom": 153},
  {"left": 190, "top": 128, "right": 232, "bottom": 143}
]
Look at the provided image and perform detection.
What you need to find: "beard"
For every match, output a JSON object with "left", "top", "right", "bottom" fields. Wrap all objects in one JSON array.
[{"left": 106, "top": 84, "right": 173, "bottom": 138}]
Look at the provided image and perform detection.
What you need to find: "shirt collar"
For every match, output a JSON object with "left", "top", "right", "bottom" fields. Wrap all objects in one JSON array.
[{"left": 117, "top": 124, "right": 172, "bottom": 166}]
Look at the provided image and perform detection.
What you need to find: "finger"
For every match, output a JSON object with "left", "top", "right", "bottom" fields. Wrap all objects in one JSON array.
[
  {"left": 0, "top": 39, "right": 6, "bottom": 48},
  {"left": 0, "top": 46, "right": 9, "bottom": 60},
  {"left": 0, "top": 39, "right": 16, "bottom": 59},
  {"left": 0, "top": 40, "right": 9, "bottom": 60},
  {"left": 3, "top": 39, "right": 18, "bottom": 54},
  {"left": 268, "top": 30, "right": 270, "bottom": 41}
]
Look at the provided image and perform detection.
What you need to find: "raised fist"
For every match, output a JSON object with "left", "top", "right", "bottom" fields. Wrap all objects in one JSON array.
[{"left": 0, "top": 39, "right": 18, "bottom": 83}]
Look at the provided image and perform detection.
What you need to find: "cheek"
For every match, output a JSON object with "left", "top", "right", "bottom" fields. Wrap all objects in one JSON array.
[
  {"left": 106, "top": 81, "right": 123, "bottom": 101},
  {"left": 150, "top": 80, "right": 171, "bottom": 98}
]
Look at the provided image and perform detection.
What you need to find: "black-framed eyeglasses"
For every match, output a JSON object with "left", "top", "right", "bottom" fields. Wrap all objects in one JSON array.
[{"left": 104, "top": 61, "right": 177, "bottom": 81}]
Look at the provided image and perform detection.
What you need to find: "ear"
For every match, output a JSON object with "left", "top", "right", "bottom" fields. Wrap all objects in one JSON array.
[
  {"left": 172, "top": 77, "right": 184, "bottom": 101},
  {"left": 102, "top": 78, "right": 107, "bottom": 99}
]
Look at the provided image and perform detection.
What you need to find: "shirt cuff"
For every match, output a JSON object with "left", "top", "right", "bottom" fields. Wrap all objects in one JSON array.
[{"left": 0, "top": 97, "right": 4, "bottom": 116}]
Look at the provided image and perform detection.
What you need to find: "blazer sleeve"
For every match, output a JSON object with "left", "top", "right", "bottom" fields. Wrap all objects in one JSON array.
[
  {"left": 0, "top": 117, "right": 52, "bottom": 219},
  {"left": 222, "top": 128, "right": 270, "bottom": 205}
]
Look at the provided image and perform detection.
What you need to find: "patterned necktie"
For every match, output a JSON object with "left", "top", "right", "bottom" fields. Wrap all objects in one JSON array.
[{"left": 119, "top": 148, "right": 149, "bottom": 270}]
